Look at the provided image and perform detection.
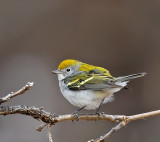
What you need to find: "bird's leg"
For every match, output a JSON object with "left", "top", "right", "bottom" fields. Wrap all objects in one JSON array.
[
  {"left": 94, "top": 98, "right": 105, "bottom": 115},
  {"left": 72, "top": 105, "right": 86, "bottom": 114},
  {"left": 72, "top": 106, "right": 86, "bottom": 121}
]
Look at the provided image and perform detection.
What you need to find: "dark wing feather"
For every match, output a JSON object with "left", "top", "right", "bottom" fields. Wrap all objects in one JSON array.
[{"left": 64, "top": 72, "right": 121, "bottom": 91}]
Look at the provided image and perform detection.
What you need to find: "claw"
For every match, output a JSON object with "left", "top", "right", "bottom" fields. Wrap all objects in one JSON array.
[
  {"left": 92, "top": 109, "right": 104, "bottom": 116},
  {"left": 95, "top": 112, "right": 101, "bottom": 116},
  {"left": 72, "top": 112, "right": 80, "bottom": 122},
  {"left": 71, "top": 106, "right": 86, "bottom": 122}
]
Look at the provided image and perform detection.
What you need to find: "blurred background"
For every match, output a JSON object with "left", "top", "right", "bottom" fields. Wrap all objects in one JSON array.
[{"left": 0, "top": 1, "right": 160, "bottom": 142}]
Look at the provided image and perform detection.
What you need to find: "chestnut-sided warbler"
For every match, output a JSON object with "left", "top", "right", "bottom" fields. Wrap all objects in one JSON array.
[{"left": 52, "top": 59, "right": 146, "bottom": 113}]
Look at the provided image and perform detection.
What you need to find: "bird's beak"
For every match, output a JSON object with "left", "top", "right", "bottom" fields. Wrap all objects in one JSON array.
[{"left": 52, "top": 69, "right": 62, "bottom": 74}]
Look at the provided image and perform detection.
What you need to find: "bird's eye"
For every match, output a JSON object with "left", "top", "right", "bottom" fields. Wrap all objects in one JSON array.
[{"left": 66, "top": 68, "right": 71, "bottom": 72}]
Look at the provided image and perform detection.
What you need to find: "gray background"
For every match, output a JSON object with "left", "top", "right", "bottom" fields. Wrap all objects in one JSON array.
[{"left": 0, "top": 1, "right": 160, "bottom": 142}]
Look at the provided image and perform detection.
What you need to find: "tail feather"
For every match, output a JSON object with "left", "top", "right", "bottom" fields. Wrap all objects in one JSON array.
[{"left": 114, "top": 72, "right": 146, "bottom": 83}]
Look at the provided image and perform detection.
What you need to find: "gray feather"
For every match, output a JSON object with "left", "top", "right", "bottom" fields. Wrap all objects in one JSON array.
[{"left": 114, "top": 72, "right": 146, "bottom": 83}]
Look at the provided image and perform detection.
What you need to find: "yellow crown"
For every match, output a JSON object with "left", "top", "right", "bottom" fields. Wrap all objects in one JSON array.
[
  {"left": 58, "top": 59, "right": 78, "bottom": 70},
  {"left": 58, "top": 59, "right": 112, "bottom": 77}
]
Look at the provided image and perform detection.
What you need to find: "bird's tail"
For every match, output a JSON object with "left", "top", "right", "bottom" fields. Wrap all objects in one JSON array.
[{"left": 114, "top": 72, "right": 146, "bottom": 86}]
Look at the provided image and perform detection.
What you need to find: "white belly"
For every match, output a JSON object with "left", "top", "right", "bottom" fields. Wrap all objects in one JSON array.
[
  {"left": 61, "top": 89, "right": 105, "bottom": 110},
  {"left": 59, "top": 81, "right": 122, "bottom": 110}
]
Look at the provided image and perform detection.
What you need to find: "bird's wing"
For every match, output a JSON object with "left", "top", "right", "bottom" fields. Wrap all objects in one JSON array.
[{"left": 64, "top": 72, "right": 121, "bottom": 91}]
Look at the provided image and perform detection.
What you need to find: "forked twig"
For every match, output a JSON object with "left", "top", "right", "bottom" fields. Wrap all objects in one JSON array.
[
  {"left": 0, "top": 82, "right": 160, "bottom": 142},
  {"left": 0, "top": 82, "right": 34, "bottom": 105}
]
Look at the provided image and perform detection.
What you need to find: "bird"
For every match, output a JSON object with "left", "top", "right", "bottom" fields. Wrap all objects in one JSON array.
[{"left": 52, "top": 59, "right": 146, "bottom": 114}]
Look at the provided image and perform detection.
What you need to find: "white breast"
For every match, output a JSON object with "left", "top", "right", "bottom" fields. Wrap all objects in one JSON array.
[{"left": 58, "top": 81, "right": 120, "bottom": 110}]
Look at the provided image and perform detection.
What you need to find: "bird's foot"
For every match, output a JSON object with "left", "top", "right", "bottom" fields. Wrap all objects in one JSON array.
[
  {"left": 93, "top": 109, "right": 105, "bottom": 116},
  {"left": 72, "top": 111, "right": 80, "bottom": 122},
  {"left": 71, "top": 106, "right": 86, "bottom": 122}
]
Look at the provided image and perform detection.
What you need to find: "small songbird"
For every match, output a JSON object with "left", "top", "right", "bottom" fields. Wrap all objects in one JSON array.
[{"left": 52, "top": 59, "right": 146, "bottom": 113}]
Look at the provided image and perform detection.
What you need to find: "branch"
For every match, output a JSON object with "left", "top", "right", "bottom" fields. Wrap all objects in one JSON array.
[
  {"left": 0, "top": 105, "right": 125, "bottom": 123},
  {"left": 89, "top": 110, "right": 160, "bottom": 141},
  {"left": 47, "top": 124, "right": 54, "bottom": 142},
  {"left": 0, "top": 105, "right": 160, "bottom": 125},
  {"left": 0, "top": 82, "right": 160, "bottom": 142},
  {"left": 89, "top": 121, "right": 127, "bottom": 142},
  {"left": 0, "top": 82, "right": 34, "bottom": 105},
  {"left": 98, "top": 122, "right": 127, "bottom": 141}
]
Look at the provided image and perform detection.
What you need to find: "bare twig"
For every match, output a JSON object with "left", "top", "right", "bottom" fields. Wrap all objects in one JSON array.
[
  {"left": 90, "top": 110, "right": 160, "bottom": 142},
  {"left": 0, "top": 105, "right": 160, "bottom": 125},
  {"left": 126, "top": 110, "right": 160, "bottom": 122},
  {"left": 89, "top": 121, "right": 127, "bottom": 142},
  {"left": 1, "top": 106, "right": 160, "bottom": 142},
  {"left": 47, "top": 124, "right": 53, "bottom": 142},
  {"left": 0, "top": 82, "right": 160, "bottom": 142},
  {"left": 36, "top": 123, "right": 48, "bottom": 132},
  {"left": 0, "top": 105, "right": 56, "bottom": 124},
  {"left": 0, "top": 82, "right": 34, "bottom": 105}
]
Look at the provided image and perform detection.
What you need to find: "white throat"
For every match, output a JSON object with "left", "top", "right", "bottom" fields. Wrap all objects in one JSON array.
[{"left": 57, "top": 74, "right": 65, "bottom": 81}]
